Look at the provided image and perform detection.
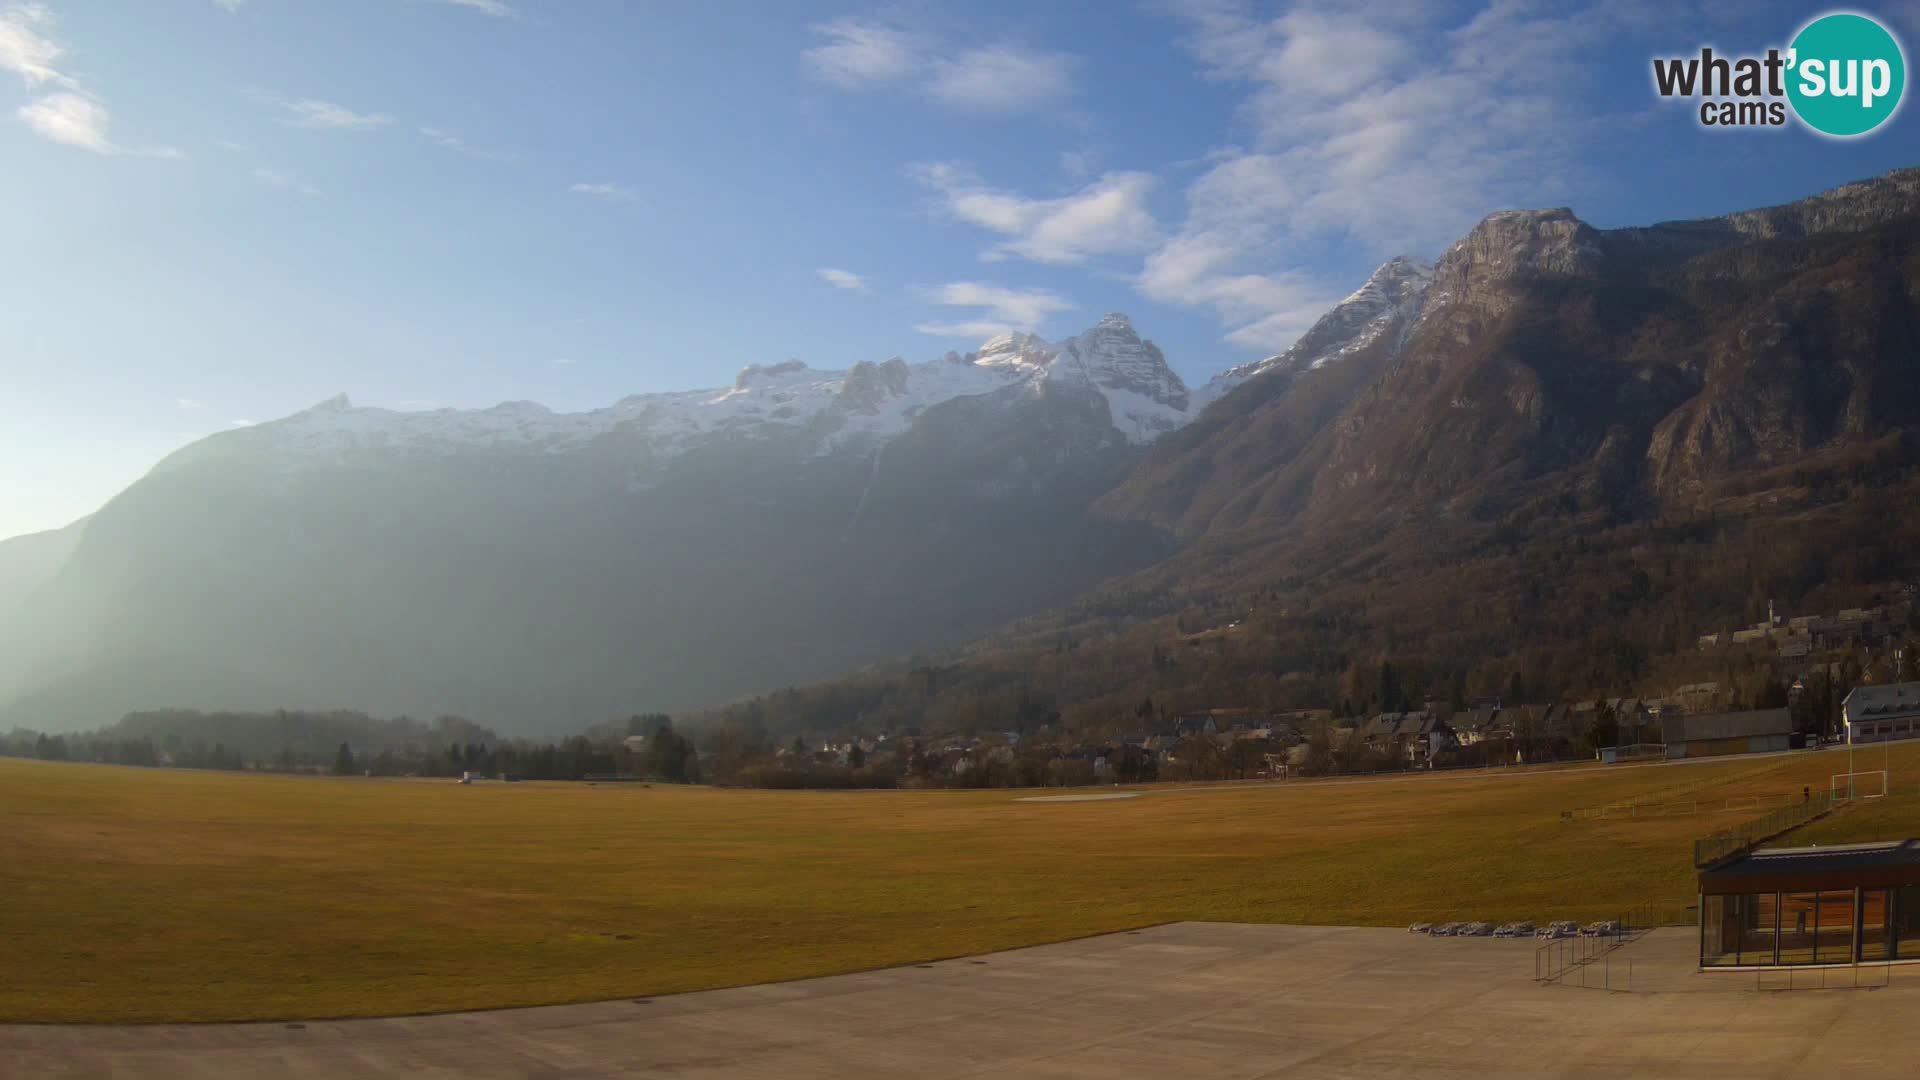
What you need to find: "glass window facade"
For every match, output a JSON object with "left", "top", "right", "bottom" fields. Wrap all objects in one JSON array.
[
  {"left": 1898, "top": 886, "right": 1920, "bottom": 960},
  {"left": 1862, "top": 889, "right": 1891, "bottom": 961},
  {"left": 1701, "top": 887, "right": 1914, "bottom": 966}
]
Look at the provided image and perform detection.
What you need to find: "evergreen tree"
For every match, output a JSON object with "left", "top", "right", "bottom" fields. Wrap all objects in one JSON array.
[{"left": 333, "top": 742, "right": 356, "bottom": 775}]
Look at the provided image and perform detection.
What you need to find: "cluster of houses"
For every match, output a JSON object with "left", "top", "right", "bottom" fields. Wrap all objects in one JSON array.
[
  {"left": 1698, "top": 594, "right": 1915, "bottom": 661},
  {"left": 759, "top": 672, "right": 1920, "bottom": 785}
]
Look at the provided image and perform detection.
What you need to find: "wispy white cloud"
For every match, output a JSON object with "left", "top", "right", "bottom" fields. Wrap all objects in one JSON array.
[
  {"left": 803, "top": 17, "right": 922, "bottom": 88},
  {"left": 431, "top": 0, "right": 514, "bottom": 16},
  {"left": 252, "top": 166, "right": 320, "bottom": 197},
  {"left": 911, "top": 162, "right": 1158, "bottom": 266},
  {"left": 175, "top": 396, "right": 208, "bottom": 410},
  {"left": 1, "top": 2, "right": 72, "bottom": 89},
  {"left": 212, "top": 0, "right": 247, "bottom": 12},
  {"left": 213, "top": 137, "right": 244, "bottom": 152},
  {"left": 419, "top": 125, "right": 515, "bottom": 161},
  {"left": 816, "top": 267, "right": 868, "bottom": 292},
  {"left": 548, "top": 357, "right": 577, "bottom": 367},
  {"left": 1142, "top": 0, "right": 1629, "bottom": 351},
  {"left": 927, "top": 44, "right": 1076, "bottom": 111},
  {"left": 17, "top": 91, "right": 110, "bottom": 152},
  {"left": 914, "top": 281, "right": 1073, "bottom": 338},
  {"left": 229, "top": 419, "right": 255, "bottom": 427},
  {"left": 274, "top": 97, "right": 393, "bottom": 130},
  {"left": 803, "top": 19, "right": 1078, "bottom": 113},
  {"left": 569, "top": 181, "right": 634, "bottom": 200},
  {"left": 5, "top": 6, "right": 180, "bottom": 157},
  {"left": 16, "top": 90, "right": 182, "bottom": 157}
]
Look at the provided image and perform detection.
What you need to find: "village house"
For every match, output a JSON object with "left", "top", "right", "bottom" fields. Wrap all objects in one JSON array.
[
  {"left": 1360, "top": 712, "right": 1454, "bottom": 765},
  {"left": 1844, "top": 682, "right": 1920, "bottom": 745},
  {"left": 1452, "top": 707, "right": 1506, "bottom": 746},
  {"left": 1170, "top": 715, "right": 1219, "bottom": 738}
]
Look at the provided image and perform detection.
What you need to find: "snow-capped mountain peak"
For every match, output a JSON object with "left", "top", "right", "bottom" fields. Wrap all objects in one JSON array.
[
  {"left": 1051, "top": 312, "right": 1191, "bottom": 441},
  {"left": 167, "top": 315, "right": 1207, "bottom": 479},
  {"left": 1193, "top": 255, "right": 1435, "bottom": 409}
]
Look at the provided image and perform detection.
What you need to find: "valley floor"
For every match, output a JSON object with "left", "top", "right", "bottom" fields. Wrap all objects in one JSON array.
[
  {"left": 2, "top": 748, "right": 1918, "bottom": 1023},
  {"left": 6, "top": 923, "right": 1918, "bottom": 1078}
]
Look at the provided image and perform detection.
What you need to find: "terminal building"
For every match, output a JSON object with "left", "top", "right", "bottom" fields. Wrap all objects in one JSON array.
[{"left": 1700, "top": 840, "right": 1920, "bottom": 967}]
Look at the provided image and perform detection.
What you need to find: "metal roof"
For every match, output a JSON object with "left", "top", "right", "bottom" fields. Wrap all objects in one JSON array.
[
  {"left": 1699, "top": 839, "right": 1920, "bottom": 893},
  {"left": 1845, "top": 682, "right": 1920, "bottom": 720}
]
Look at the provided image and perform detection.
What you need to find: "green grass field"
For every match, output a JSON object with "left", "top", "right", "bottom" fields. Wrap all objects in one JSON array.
[{"left": 4, "top": 746, "right": 1917, "bottom": 1023}]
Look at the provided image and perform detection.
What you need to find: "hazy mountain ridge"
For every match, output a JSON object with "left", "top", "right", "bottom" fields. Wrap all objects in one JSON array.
[
  {"left": 7, "top": 167, "right": 1918, "bottom": 735},
  {"left": 0, "top": 317, "right": 1195, "bottom": 732}
]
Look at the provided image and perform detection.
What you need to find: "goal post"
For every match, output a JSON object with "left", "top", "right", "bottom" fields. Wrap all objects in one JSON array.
[{"left": 1831, "top": 770, "right": 1889, "bottom": 802}]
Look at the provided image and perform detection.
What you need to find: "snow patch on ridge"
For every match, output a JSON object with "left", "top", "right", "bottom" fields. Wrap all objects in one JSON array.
[
  {"left": 1192, "top": 256, "right": 1435, "bottom": 411},
  {"left": 183, "top": 316, "right": 1199, "bottom": 476}
]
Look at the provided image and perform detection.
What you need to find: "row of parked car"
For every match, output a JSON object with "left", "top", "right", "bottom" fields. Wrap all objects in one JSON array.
[{"left": 1408, "top": 919, "right": 1621, "bottom": 939}]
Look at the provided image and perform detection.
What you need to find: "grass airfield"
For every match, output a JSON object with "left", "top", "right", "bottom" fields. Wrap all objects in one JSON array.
[{"left": 3, "top": 746, "right": 1917, "bottom": 1023}]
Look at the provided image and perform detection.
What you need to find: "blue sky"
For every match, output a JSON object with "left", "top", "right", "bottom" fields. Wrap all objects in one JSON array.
[{"left": 2, "top": 0, "right": 1917, "bottom": 540}]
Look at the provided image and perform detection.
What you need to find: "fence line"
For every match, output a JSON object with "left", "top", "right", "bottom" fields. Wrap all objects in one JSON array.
[
  {"left": 1692, "top": 791, "right": 1836, "bottom": 868},
  {"left": 1532, "top": 903, "right": 1694, "bottom": 989}
]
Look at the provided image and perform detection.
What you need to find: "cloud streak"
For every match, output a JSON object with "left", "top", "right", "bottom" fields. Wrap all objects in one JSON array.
[
  {"left": 803, "top": 18, "right": 1078, "bottom": 113},
  {"left": 0, "top": 2, "right": 72, "bottom": 88},
  {"left": 803, "top": 17, "right": 921, "bottom": 88},
  {"left": 817, "top": 267, "right": 868, "bottom": 292},
  {"left": 914, "top": 281, "right": 1073, "bottom": 338},
  {"left": 569, "top": 181, "right": 635, "bottom": 200},
  {"left": 419, "top": 125, "right": 515, "bottom": 161},
  {"left": 275, "top": 97, "right": 393, "bottom": 130},
  {"left": 5, "top": 5, "right": 180, "bottom": 157},
  {"left": 432, "top": 0, "right": 514, "bottom": 16},
  {"left": 927, "top": 45, "right": 1076, "bottom": 111},
  {"left": 911, "top": 162, "right": 1158, "bottom": 266},
  {"left": 1136, "top": 0, "right": 1632, "bottom": 350}
]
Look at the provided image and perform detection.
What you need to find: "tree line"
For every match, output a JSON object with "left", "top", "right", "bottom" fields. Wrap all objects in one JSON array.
[{"left": 0, "top": 709, "right": 704, "bottom": 784}]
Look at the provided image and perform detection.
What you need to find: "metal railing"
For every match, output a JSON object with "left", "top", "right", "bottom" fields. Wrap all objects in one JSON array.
[
  {"left": 1535, "top": 930, "right": 1634, "bottom": 989},
  {"left": 1692, "top": 791, "right": 1835, "bottom": 867}
]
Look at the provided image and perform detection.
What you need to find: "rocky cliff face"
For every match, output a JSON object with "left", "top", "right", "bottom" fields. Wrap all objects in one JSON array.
[
  {"left": 1096, "top": 255, "right": 1435, "bottom": 536},
  {"left": 1104, "top": 166, "right": 1920, "bottom": 542}
]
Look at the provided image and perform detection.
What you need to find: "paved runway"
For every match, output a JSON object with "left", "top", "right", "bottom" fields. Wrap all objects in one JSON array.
[{"left": 6, "top": 923, "right": 1918, "bottom": 1077}]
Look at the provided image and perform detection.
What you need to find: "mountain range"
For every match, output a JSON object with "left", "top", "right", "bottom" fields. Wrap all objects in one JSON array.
[{"left": 5, "top": 166, "right": 1918, "bottom": 734}]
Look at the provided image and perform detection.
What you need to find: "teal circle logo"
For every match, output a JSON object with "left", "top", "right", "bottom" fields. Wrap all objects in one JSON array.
[{"left": 1787, "top": 12, "right": 1906, "bottom": 137}]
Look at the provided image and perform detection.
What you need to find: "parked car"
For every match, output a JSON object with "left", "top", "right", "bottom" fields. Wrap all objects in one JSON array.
[
  {"left": 1458, "top": 921, "right": 1495, "bottom": 937},
  {"left": 1536, "top": 920, "right": 1580, "bottom": 939},
  {"left": 1431, "top": 922, "right": 1462, "bottom": 937},
  {"left": 1493, "top": 921, "right": 1535, "bottom": 938},
  {"left": 1581, "top": 920, "right": 1621, "bottom": 937},
  {"left": 1408, "top": 922, "right": 1434, "bottom": 934}
]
